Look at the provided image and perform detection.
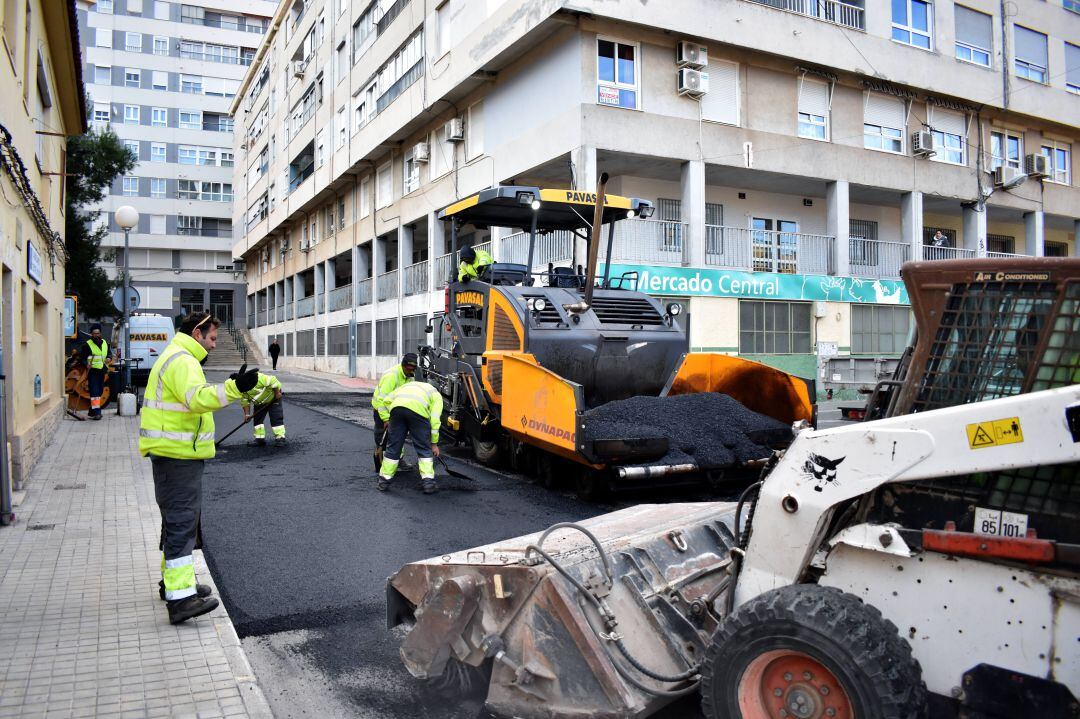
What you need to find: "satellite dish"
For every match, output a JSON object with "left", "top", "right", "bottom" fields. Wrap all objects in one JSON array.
[{"left": 112, "top": 286, "right": 141, "bottom": 313}]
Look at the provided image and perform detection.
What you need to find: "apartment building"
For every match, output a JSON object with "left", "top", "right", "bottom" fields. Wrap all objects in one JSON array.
[
  {"left": 0, "top": 0, "right": 85, "bottom": 487},
  {"left": 77, "top": 0, "right": 276, "bottom": 323},
  {"left": 232, "top": 0, "right": 1080, "bottom": 395}
]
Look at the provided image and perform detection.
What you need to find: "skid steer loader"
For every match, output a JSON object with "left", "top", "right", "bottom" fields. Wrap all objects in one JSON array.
[
  {"left": 387, "top": 257, "right": 1080, "bottom": 718},
  {"left": 418, "top": 180, "right": 814, "bottom": 497}
]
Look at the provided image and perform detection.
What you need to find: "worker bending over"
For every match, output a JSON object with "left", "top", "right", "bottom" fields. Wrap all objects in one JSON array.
[
  {"left": 457, "top": 245, "right": 492, "bottom": 282},
  {"left": 372, "top": 353, "right": 417, "bottom": 443},
  {"left": 242, "top": 372, "right": 285, "bottom": 446},
  {"left": 377, "top": 381, "right": 443, "bottom": 494},
  {"left": 80, "top": 324, "right": 109, "bottom": 419},
  {"left": 139, "top": 312, "right": 259, "bottom": 624}
]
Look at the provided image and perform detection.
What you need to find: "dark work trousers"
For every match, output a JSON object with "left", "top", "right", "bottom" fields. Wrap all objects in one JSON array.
[
  {"left": 385, "top": 407, "right": 433, "bottom": 462},
  {"left": 270, "top": 349, "right": 279, "bottom": 369},
  {"left": 373, "top": 409, "right": 386, "bottom": 445},
  {"left": 87, "top": 368, "right": 105, "bottom": 417},
  {"left": 152, "top": 456, "right": 205, "bottom": 564}
]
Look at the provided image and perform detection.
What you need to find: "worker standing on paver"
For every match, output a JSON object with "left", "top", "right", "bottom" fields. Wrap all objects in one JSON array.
[
  {"left": 376, "top": 381, "right": 443, "bottom": 494},
  {"left": 80, "top": 324, "right": 109, "bottom": 420},
  {"left": 371, "top": 353, "right": 417, "bottom": 444},
  {"left": 139, "top": 311, "right": 259, "bottom": 624},
  {"left": 242, "top": 372, "right": 286, "bottom": 446},
  {"left": 457, "top": 245, "right": 493, "bottom": 282}
]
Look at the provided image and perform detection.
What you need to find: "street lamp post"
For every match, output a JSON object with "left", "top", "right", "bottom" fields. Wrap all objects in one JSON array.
[{"left": 114, "top": 205, "right": 140, "bottom": 391}]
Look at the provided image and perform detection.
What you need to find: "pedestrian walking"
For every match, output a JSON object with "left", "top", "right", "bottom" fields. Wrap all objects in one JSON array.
[
  {"left": 372, "top": 353, "right": 417, "bottom": 444},
  {"left": 242, "top": 372, "right": 286, "bottom": 446},
  {"left": 376, "top": 381, "right": 443, "bottom": 494},
  {"left": 79, "top": 324, "right": 109, "bottom": 420},
  {"left": 269, "top": 339, "right": 280, "bottom": 370},
  {"left": 139, "top": 311, "right": 259, "bottom": 624}
]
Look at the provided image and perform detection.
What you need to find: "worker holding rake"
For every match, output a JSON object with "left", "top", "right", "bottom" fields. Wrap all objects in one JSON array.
[{"left": 241, "top": 372, "right": 286, "bottom": 446}]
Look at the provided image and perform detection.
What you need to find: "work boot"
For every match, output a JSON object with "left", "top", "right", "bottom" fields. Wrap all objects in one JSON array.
[
  {"left": 274, "top": 436, "right": 287, "bottom": 446},
  {"left": 167, "top": 596, "right": 219, "bottom": 625},
  {"left": 91, "top": 414, "right": 102, "bottom": 421},
  {"left": 377, "top": 477, "right": 390, "bottom": 491},
  {"left": 253, "top": 437, "right": 266, "bottom": 447},
  {"left": 159, "top": 580, "right": 212, "bottom": 601},
  {"left": 422, "top": 480, "right": 438, "bottom": 495}
]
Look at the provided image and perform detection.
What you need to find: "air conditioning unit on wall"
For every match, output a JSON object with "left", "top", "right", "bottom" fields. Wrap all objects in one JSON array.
[
  {"left": 445, "top": 117, "right": 464, "bottom": 142},
  {"left": 993, "top": 165, "right": 1024, "bottom": 188},
  {"left": 677, "top": 68, "right": 708, "bottom": 97},
  {"left": 412, "top": 142, "right": 430, "bottom": 163},
  {"left": 676, "top": 41, "right": 707, "bottom": 69},
  {"left": 912, "top": 130, "right": 936, "bottom": 157},
  {"left": 292, "top": 60, "right": 307, "bottom": 79},
  {"left": 1025, "top": 153, "right": 1049, "bottom": 177}
]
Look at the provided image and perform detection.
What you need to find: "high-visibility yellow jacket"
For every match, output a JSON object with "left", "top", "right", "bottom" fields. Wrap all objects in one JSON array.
[
  {"left": 86, "top": 339, "right": 109, "bottom": 370},
  {"left": 139, "top": 333, "right": 243, "bottom": 460},
  {"left": 371, "top": 365, "right": 412, "bottom": 421},
  {"left": 386, "top": 381, "right": 443, "bottom": 443},
  {"left": 241, "top": 373, "right": 282, "bottom": 408},
  {"left": 457, "top": 248, "right": 493, "bottom": 281}
]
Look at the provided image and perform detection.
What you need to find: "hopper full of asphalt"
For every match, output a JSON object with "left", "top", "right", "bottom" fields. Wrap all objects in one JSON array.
[{"left": 581, "top": 393, "right": 793, "bottom": 468}]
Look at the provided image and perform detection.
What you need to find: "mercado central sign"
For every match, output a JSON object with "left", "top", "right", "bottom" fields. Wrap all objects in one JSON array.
[{"left": 601, "top": 264, "right": 910, "bottom": 305}]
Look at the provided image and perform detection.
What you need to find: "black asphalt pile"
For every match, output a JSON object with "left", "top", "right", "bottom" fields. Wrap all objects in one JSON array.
[{"left": 582, "top": 393, "right": 792, "bottom": 469}]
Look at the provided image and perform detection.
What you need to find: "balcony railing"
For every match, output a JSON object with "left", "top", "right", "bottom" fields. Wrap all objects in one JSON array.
[
  {"left": 329, "top": 284, "right": 353, "bottom": 312},
  {"left": 275, "top": 305, "right": 284, "bottom": 323},
  {"left": 316, "top": 294, "right": 324, "bottom": 313},
  {"left": 433, "top": 253, "right": 453, "bottom": 286},
  {"left": 258, "top": 309, "right": 268, "bottom": 326},
  {"left": 705, "top": 226, "right": 834, "bottom": 274},
  {"left": 987, "top": 251, "right": 1031, "bottom": 259},
  {"left": 357, "top": 277, "right": 373, "bottom": 306},
  {"left": 500, "top": 230, "right": 574, "bottom": 268},
  {"left": 848, "top": 238, "right": 910, "bottom": 279},
  {"left": 923, "top": 246, "right": 976, "bottom": 262},
  {"left": 297, "top": 296, "right": 314, "bottom": 318},
  {"left": 286, "top": 303, "right": 293, "bottom": 320},
  {"left": 403, "top": 261, "right": 428, "bottom": 296},
  {"left": 745, "top": 0, "right": 865, "bottom": 30},
  {"left": 608, "top": 220, "right": 689, "bottom": 266},
  {"left": 377, "top": 270, "right": 398, "bottom": 302},
  {"left": 179, "top": 49, "right": 253, "bottom": 65},
  {"left": 181, "top": 16, "right": 266, "bottom": 33},
  {"left": 247, "top": 313, "right": 255, "bottom": 328}
]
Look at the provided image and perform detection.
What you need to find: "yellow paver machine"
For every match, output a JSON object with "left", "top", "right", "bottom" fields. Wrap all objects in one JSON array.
[{"left": 416, "top": 176, "right": 815, "bottom": 498}]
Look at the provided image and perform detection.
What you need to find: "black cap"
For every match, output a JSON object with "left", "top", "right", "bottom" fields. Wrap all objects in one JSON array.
[
  {"left": 90, "top": 323, "right": 102, "bottom": 333},
  {"left": 401, "top": 353, "right": 418, "bottom": 367},
  {"left": 459, "top": 245, "right": 475, "bottom": 262}
]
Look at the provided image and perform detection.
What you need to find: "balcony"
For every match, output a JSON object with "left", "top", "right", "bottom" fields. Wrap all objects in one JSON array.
[
  {"left": 744, "top": 0, "right": 865, "bottom": 30},
  {"left": 403, "top": 261, "right": 428, "bottom": 296},
  {"left": 433, "top": 253, "right": 453, "bottom": 287},
  {"left": 276, "top": 305, "right": 284, "bottom": 323},
  {"left": 848, "top": 238, "right": 910, "bottom": 280},
  {"left": 286, "top": 303, "right": 294, "bottom": 320},
  {"left": 377, "top": 270, "right": 398, "bottom": 302},
  {"left": 610, "top": 221, "right": 689, "bottom": 266},
  {"left": 297, "top": 296, "right": 315, "bottom": 318},
  {"left": 987, "top": 251, "right": 1032, "bottom": 259},
  {"left": 247, "top": 313, "right": 255, "bottom": 329},
  {"left": 923, "top": 246, "right": 976, "bottom": 262},
  {"left": 329, "top": 284, "right": 353, "bottom": 312},
  {"left": 705, "top": 226, "right": 834, "bottom": 274},
  {"left": 500, "top": 230, "right": 574, "bottom": 268},
  {"left": 357, "top": 278, "right": 373, "bottom": 306},
  {"left": 181, "top": 15, "right": 266, "bottom": 33}
]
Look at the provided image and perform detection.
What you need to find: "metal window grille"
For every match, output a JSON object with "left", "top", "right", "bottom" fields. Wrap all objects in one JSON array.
[
  {"left": 375, "top": 318, "right": 397, "bottom": 356},
  {"left": 923, "top": 226, "right": 956, "bottom": 247},
  {"left": 402, "top": 314, "right": 427, "bottom": 356},
  {"left": 295, "top": 329, "right": 314, "bottom": 356},
  {"left": 657, "top": 198, "right": 682, "bottom": 252},
  {"left": 851, "top": 305, "right": 910, "bottom": 354},
  {"left": 987, "top": 234, "right": 1015, "bottom": 254},
  {"left": 849, "top": 219, "right": 879, "bottom": 265},
  {"left": 1045, "top": 241, "right": 1068, "bottom": 258},
  {"left": 356, "top": 322, "right": 372, "bottom": 355},
  {"left": 327, "top": 325, "right": 350, "bottom": 355},
  {"left": 738, "top": 300, "right": 812, "bottom": 354}
]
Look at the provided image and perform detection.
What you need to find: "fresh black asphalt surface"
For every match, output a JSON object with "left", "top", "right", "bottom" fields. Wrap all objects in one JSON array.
[{"left": 202, "top": 395, "right": 708, "bottom": 718}]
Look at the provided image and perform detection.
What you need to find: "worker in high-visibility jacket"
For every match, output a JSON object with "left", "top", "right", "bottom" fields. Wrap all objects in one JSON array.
[
  {"left": 241, "top": 372, "right": 285, "bottom": 445},
  {"left": 371, "top": 353, "right": 417, "bottom": 443},
  {"left": 457, "top": 245, "right": 493, "bottom": 282},
  {"left": 79, "top": 324, "right": 109, "bottom": 419},
  {"left": 139, "top": 311, "right": 259, "bottom": 625},
  {"left": 377, "top": 381, "right": 443, "bottom": 494}
]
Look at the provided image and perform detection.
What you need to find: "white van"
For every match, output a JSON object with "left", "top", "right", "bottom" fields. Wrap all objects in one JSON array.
[{"left": 113, "top": 313, "right": 175, "bottom": 387}]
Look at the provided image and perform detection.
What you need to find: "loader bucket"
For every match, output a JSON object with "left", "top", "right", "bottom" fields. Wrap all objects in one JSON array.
[
  {"left": 387, "top": 502, "right": 738, "bottom": 718},
  {"left": 662, "top": 353, "right": 815, "bottom": 426}
]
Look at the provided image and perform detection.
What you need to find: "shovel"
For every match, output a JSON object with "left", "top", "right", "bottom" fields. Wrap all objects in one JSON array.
[{"left": 216, "top": 401, "right": 273, "bottom": 447}]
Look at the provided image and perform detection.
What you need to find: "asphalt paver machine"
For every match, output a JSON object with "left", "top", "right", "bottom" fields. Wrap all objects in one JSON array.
[
  {"left": 418, "top": 181, "right": 814, "bottom": 497},
  {"left": 388, "top": 258, "right": 1080, "bottom": 718}
]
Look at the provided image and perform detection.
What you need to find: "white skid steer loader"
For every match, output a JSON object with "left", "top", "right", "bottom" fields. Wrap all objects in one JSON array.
[{"left": 387, "top": 258, "right": 1080, "bottom": 718}]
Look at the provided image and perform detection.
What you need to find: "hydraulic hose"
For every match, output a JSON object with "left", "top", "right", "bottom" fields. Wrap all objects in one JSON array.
[
  {"left": 614, "top": 638, "right": 700, "bottom": 682},
  {"left": 531, "top": 522, "right": 614, "bottom": 586}
]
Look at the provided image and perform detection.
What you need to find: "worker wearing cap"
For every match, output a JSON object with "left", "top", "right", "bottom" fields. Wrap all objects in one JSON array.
[
  {"left": 377, "top": 380, "right": 443, "bottom": 494},
  {"left": 372, "top": 353, "right": 417, "bottom": 444},
  {"left": 79, "top": 324, "right": 109, "bottom": 420},
  {"left": 139, "top": 311, "right": 259, "bottom": 625},
  {"left": 457, "top": 245, "right": 493, "bottom": 282},
  {"left": 241, "top": 372, "right": 285, "bottom": 446}
]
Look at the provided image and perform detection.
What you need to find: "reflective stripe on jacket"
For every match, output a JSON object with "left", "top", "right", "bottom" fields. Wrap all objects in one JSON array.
[
  {"left": 138, "top": 333, "right": 242, "bottom": 460},
  {"left": 87, "top": 339, "right": 108, "bottom": 370},
  {"left": 242, "top": 373, "right": 282, "bottom": 408},
  {"left": 371, "top": 365, "right": 412, "bottom": 421},
  {"left": 387, "top": 381, "right": 443, "bottom": 443},
  {"left": 457, "top": 248, "right": 493, "bottom": 281}
]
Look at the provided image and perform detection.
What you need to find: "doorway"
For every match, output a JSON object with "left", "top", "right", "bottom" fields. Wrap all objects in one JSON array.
[{"left": 751, "top": 218, "right": 799, "bottom": 274}]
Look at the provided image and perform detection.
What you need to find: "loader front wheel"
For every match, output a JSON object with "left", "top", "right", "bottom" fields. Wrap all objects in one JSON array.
[{"left": 701, "top": 584, "right": 926, "bottom": 719}]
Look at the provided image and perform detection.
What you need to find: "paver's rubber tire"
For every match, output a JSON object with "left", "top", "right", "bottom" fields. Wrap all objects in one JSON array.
[
  {"left": 535, "top": 452, "right": 560, "bottom": 490},
  {"left": 422, "top": 658, "right": 492, "bottom": 699},
  {"left": 575, "top": 469, "right": 608, "bottom": 501},
  {"left": 701, "top": 584, "right": 927, "bottom": 719},
  {"left": 471, "top": 437, "right": 501, "bottom": 467}
]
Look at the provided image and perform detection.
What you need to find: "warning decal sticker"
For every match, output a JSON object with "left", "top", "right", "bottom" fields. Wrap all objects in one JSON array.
[{"left": 966, "top": 417, "right": 1024, "bottom": 450}]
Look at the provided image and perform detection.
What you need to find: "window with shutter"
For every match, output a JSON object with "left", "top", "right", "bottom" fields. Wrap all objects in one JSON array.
[
  {"left": 1013, "top": 25, "right": 1048, "bottom": 83},
  {"left": 1067, "top": 43, "right": 1079, "bottom": 94},
  {"left": 797, "top": 76, "right": 829, "bottom": 140},
  {"left": 954, "top": 6, "right": 992, "bottom": 67},
  {"left": 702, "top": 60, "right": 738, "bottom": 125},
  {"left": 929, "top": 107, "right": 966, "bottom": 165},
  {"left": 376, "top": 162, "right": 392, "bottom": 208},
  {"left": 466, "top": 100, "right": 484, "bottom": 160},
  {"left": 863, "top": 93, "right": 905, "bottom": 154}
]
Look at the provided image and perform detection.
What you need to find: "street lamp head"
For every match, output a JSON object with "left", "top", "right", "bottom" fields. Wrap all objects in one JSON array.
[{"left": 115, "top": 205, "right": 139, "bottom": 230}]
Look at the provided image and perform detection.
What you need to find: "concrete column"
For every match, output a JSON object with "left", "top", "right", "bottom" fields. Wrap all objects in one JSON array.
[
  {"left": 963, "top": 203, "right": 988, "bottom": 257},
  {"left": 826, "top": 180, "right": 850, "bottom": 276},
  {"left": 427, "top": 212, "right": 441, "bottom": 312},
  {"left": 1074, "top": 220, "right": 1080, "bottom": 257},
  {"left": 1024, "top": 211, "right": 1045, "bottom": 257},
  {"left": 901, "top": 190, "right": 924, "bottom": 262},
  {"left": 400, "top": 224, "right": 414, "bottom": 269},
  {"left": 326, "top": 258, "right": 337, "bottom": 291},
  {"left": 681, "top": 160, "right": 706, "bottom": 268},
  {"left": 573, "top": 145, "right": 597, "bottom": 270},
  {"left": 314, "top": 263, "right": 325, "bottom": 316},
  {"left": 488, "top": 226, "right": 503, "bottom": 263}
]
